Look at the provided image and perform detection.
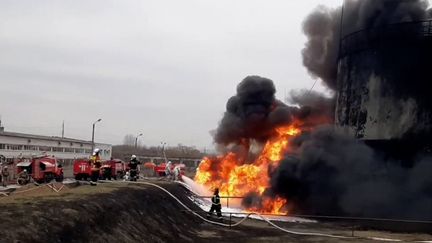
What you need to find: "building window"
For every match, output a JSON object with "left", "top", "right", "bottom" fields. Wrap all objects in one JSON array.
[
  {"left": 9, "top": 145, "right": 22, "bottom": 150},
  {"left": 64, "top": 148, "right": 75, "bottom": 153},
  {"left": 52, "top": 147, "right": 64, "bottom": 152},
  {"left": 84, "top": 149, "right": 92, "bottom": 154},
  {"left": 39, "top": 146, "right": 51, "bottom": 152},
  {"left": 23, "top": 145, "right": 38, "bottom": 151},
  {"left": 75, "top": 148, "right": 85, "bottom": 154},
  {"left": 0, "top": 144, "right": 5, "bottom": 150}
]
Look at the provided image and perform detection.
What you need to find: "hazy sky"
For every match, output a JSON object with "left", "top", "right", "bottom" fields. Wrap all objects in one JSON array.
[{"left": 0, "top": 0, "right": 342, "bottom": 149}]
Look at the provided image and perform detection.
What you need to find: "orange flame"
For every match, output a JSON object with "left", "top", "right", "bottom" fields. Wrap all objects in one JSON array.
[{"left": 194, "top": 124, "right": 301, "bottom": 214}]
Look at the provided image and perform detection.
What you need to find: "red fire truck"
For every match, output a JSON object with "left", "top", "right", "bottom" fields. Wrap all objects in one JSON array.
[
  {"left": 73, "top": 159, "right": 91, "bottom": 180},
  {"left": 100, "top": 159, "right": 126, "bottom": 180},
  {"left": 16, "top": 155, "right": 64, "bottom": 185},
  {"left": 73, "top": 158, "right": 127, "bottom": 180},
  {"left": 153, "top": 162, "right": 185, "bottom": 177}
]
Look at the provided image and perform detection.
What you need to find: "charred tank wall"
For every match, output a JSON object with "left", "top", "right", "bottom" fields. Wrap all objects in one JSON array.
[{"left": 335, "top": 21, "right": 432, "bottom": 146}]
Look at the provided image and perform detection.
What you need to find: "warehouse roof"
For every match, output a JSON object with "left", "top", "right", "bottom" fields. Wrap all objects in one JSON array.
[{"left": 0, "top": 131, "right": 111, "bottom": 146}]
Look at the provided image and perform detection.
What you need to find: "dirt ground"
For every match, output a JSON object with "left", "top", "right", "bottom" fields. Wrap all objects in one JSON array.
[{"left": 0, "top": 181, "right": 431, "bottom": 243}]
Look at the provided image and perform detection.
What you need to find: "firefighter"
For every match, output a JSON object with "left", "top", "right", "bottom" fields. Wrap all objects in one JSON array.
[
  {"left": 21, "top": 169, "right": 29, "bottom": 178},
  {"left": 207, "top": 188, "right": 222, "bottom": 219},
  {"left": 165, "top": 161, "right": 172, "bottom": 180},
  {"left": 17, "top": 169, "right": 30, "bottom": 185},
  {"left": 123, "top": 171, "right": 130, "bottom": 181},
  {"left": 1, "top": 165, "right": 9, "bottom": 187},
  {"left": 173, "top": 165, "right": 182, "bottom": 181},
  {"left": 89, "top": 148, "right": 102, "bottom": 185},
  {"left": 128, "top": 155, "right": 140, "bottom": 181}
]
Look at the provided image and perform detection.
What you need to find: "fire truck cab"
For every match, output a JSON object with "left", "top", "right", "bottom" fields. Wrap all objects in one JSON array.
[
  {"left": 74, "top": 158, "right": 127, "bottom": 180},
  {"left": 100, "top": 159, "right": 126, "bottom": 180},
  {"left": 73, "top": 159, "right": 91, "bottom": 180},
  {"left": 16, "top": 155, "right": 63, "bottom": 185}
]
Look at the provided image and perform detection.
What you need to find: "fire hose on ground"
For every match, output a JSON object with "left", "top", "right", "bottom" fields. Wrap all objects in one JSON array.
[
  {"left": 1, "top": 178, "right": 427, "bottom": 241},
  {"left": 0, "top": 182, "right": 65, "bottom": 197},
  {"left": 102, "top": 180, "right": 420, "bottom": 241}
]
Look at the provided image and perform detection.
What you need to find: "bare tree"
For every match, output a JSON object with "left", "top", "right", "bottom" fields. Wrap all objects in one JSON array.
[
  {"left": 123, "top": 134, "right": 135, "bottom": 146},
  {"left": 112, "top": 143, "right": 206, "bottom": 161}
]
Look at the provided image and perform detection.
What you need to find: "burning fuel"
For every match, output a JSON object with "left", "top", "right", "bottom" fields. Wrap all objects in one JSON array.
[
  {"left": 195, "top": 0, "right": 432, "bottom": 219},
  {"left": 195, "top": 124, "right": 300, "bottom": 214},
  {"left": 194, "top": 73, "right": 432, "bottom": 220},
  {"left": 194, "top": 76, "right": 330, "bottom": 214}
]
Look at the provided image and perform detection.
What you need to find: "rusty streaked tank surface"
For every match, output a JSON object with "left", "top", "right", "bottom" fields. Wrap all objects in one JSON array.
[{"left": 336, "top": 20, "right": 432, "bottom": 144}]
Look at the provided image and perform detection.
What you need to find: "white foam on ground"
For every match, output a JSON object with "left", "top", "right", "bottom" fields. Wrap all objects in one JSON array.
[
  {"left": 0, "top": 184, "right": 21, "bottom": 190},
  {"left": 182, "top": 176, "right": 212, "bottom": 197},
  {"left": 62, "top": 178, "right": 78, "bottom": 184},
  {"left": 182, "top": 176, "right": 316, "bottom": 223},
  {"left": 368, "top": 237, "right": 402, "bottom": 242}
]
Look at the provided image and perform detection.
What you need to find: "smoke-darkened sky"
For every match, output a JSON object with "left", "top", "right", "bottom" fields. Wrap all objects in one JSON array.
[{"left": 1, "top": 0, "right": 348, "bottom": 148}]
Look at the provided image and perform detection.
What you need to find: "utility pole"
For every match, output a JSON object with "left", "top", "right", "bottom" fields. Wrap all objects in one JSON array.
[
  {"left": 135, "top": 133, "right": 143, "bottom": 149},
  {"left": 0, "top": 116, "right": 4, "bottom": 132},
  {"left": 91, "top": 118, "right": 102, "bottom": 152},
  {"left": 62, "top": 120, "right": 65, "bottom": 138},
  {"left": 161, "top": 142, "right": 167, "bottom": 163},
  {"left": 338, "top": 0, "right": 346, "bottom": 59}
]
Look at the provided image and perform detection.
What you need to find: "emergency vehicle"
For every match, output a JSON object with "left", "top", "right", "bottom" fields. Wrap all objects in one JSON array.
[
  {"left": 100, "top": 159, "right": 126, "bottom": 180},
  {"left": 73, "top": 159, "right": 92, "bottom": 180},
  {"left": 154, "top": 162, "right": 186, "bottom": 177},
  {"left": 16, "top": 155, "right": 64, "bottom": 185}
]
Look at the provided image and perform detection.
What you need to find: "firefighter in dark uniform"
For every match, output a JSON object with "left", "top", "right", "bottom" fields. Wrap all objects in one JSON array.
[
  {"left": 89, "top": 148, "right": 102, "bottom": 185},
  {"left": 1, "top": 165, "right": 9, "bottom": 187},
  {"left": 128, "top": 155, "right": 140, "bottom": 181},
  {"left": 207, "top": 188, "right": 222, "bottom": 219}
]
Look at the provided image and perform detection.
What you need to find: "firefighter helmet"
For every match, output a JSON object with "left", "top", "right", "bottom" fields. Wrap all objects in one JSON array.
[{"left": 93, "top": 148, "right": 101, "bottom": 155}]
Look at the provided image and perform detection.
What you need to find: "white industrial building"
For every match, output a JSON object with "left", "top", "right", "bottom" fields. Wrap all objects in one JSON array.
[{"left": 0, "top": 129, "right": 111, "bottom": 164}]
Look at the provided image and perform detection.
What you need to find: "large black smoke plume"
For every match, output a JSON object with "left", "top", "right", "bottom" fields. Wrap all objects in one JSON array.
[
  {"left": 271, "top": 126, "right": 432, "bottom": 220},
  {"left": 210, "top": 1, "right": 432, "bottom": 219},
  {"left": 214, "top": 76, "right": 331, "bottom": 147},
  {"left": 213, "top": 75, "right": 432, "bottom": 219},
  {"left": 272, "top": 0, "right": 432, "bottom": 219},
  {"left": 302, "top": 0, "right": 431, "bottom": 90}
]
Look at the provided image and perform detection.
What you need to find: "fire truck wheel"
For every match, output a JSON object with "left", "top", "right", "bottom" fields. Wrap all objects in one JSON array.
[
  {"left": 55, "top": 175, "right": 64, "bottom": 182},
  {"left": 17, "top": 178, "right": 28, "bottom": 186}
]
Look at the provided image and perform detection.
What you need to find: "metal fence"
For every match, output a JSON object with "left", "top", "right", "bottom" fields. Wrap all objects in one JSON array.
[{"left": 188, "top": 195, "right": 432, "bottom": 234}]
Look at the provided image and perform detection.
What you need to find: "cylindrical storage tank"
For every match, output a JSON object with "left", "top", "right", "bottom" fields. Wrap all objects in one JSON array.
[{"left": 335, "top": 20, "right": 432, "bottom": 143}]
